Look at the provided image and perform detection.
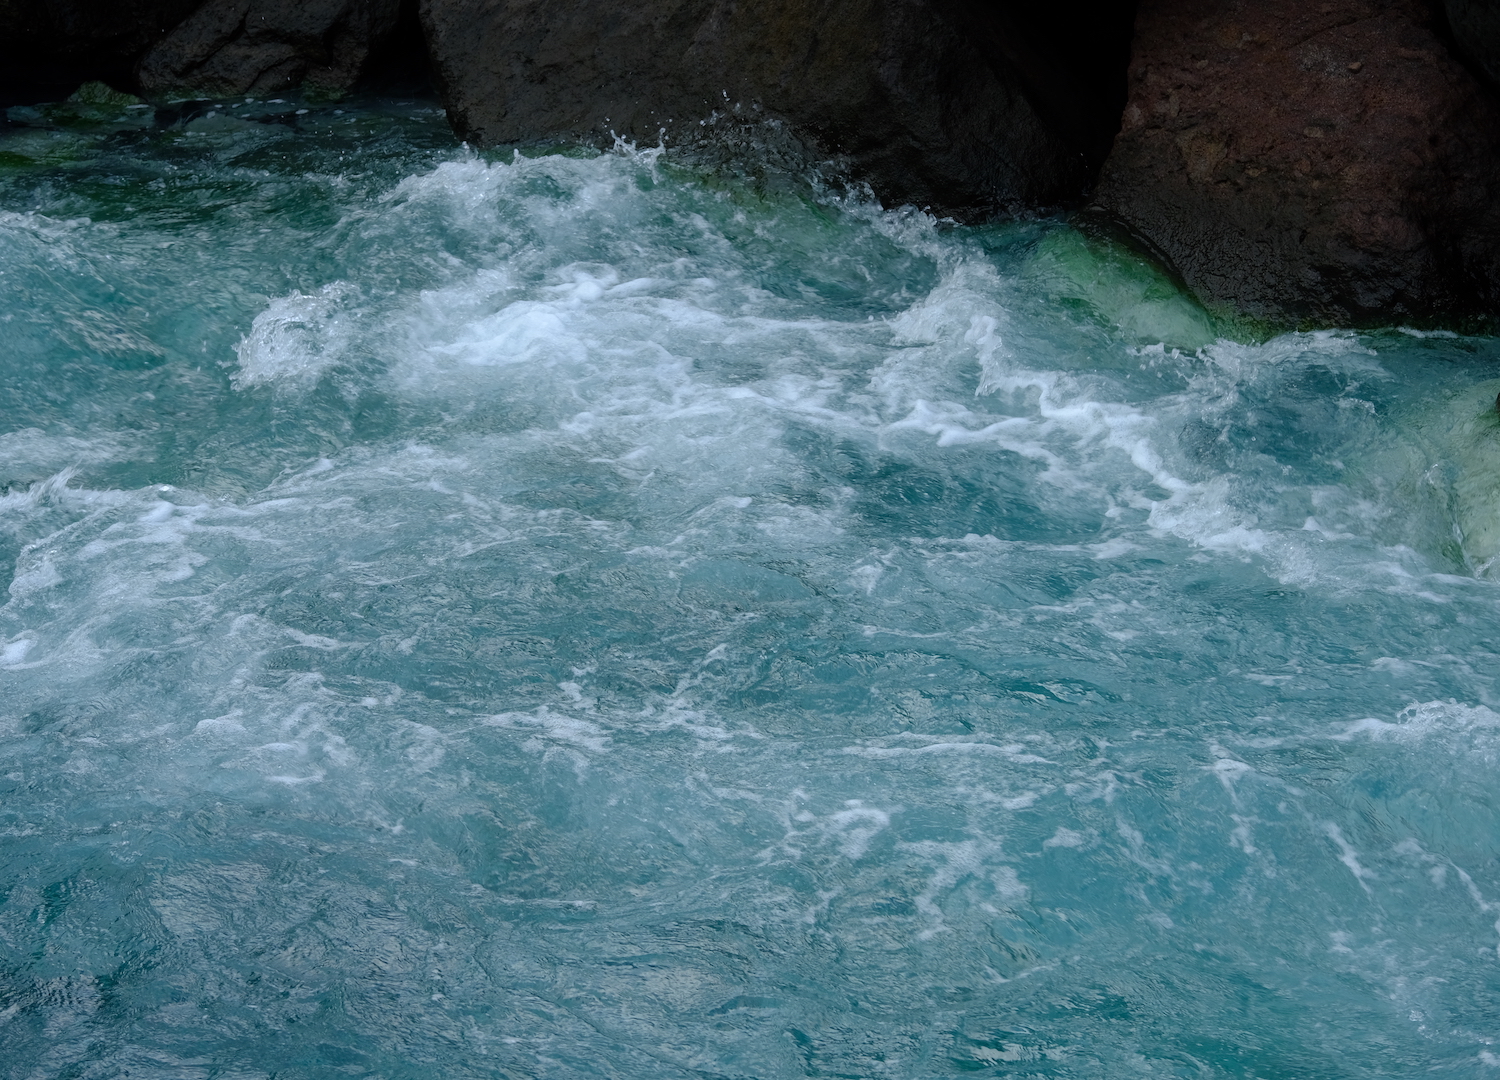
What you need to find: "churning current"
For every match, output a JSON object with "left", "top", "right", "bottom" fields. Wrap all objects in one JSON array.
[{"left": 3, "top": 96, "right": 1500, "bottom": 1079}]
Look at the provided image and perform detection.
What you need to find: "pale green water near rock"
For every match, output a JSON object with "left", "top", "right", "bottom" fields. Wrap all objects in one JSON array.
[{"left": 3, "top": 96, "right": 1500, "bottom": 1079}]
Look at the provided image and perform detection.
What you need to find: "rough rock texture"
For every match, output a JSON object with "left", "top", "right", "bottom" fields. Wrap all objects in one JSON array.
[
  {"left": 1094, "top": 0, "right": 1500, "bottom": 325},
  {"left": 137, "top": 0, "right": 404, "bottom": 98},
  {"left": 419, "top": 0, "right": 1137, "bottom": 214},
  {"left": 1446, "top": 0, "right": 1500, "bottom": 87}
]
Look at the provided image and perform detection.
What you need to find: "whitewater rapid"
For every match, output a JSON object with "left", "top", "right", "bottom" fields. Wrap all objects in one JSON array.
[{"left": 2, "top": 98, "right": 1500, "bottom": 1078}]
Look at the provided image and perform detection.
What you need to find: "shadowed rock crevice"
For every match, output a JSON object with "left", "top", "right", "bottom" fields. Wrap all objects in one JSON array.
[
  {"left": 0, "top": 0, "right": 200, "bottom": 107},
  {"left": 1444, "top": 0, "right": 1500, "bottom": 90},
  {"left": 353, "top": 0, "right": 433, "bottom": 96},
  {"left": 931, "top": 2, "right": 1137, "bottom": 192}
]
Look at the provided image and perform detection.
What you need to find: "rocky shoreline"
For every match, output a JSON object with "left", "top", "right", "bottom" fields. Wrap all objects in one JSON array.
[{"left": 3, "top": 0, "right": 1497, "bottom": 328}]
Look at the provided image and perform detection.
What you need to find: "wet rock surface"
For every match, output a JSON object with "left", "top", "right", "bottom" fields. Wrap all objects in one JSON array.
[
  {"left": 1093, "top": 0, "right": 1500, "bottom": 326},
  {"left": 418, "top": 0, "right": 1135, "bottom": 215},
  {"left": 135, "top": 0, "right": 404, "bottom": 98}
]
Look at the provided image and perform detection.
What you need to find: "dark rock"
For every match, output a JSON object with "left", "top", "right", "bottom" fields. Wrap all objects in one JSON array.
[
  {"left": 418, "top": 0, "right": 1137, "bottom": 214},
  {"left": 0, "top": 0, "right": 200, "bottom": 65},
  {"left": 1093, "top": 0, "right": 1500, "bottom": 326},
  {"left": 1446, "top": 0, "right": 1500, "bottom": 88},
  {"left": 137, "top": 0, "right": 404, "bottom": 98},
  {"left": 0, "top": 0, "right": 200, "bottom": 105}
]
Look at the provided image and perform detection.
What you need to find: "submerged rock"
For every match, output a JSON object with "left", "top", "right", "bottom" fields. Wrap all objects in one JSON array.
[
  {"left": 1369, "top": 376, "right": 1500, "bottom": 577},
  {"left": 66, "top": 80, "right": 143, "bottom": 107},
  {"left": 136, "top": 0, "right": 403, "bottom": 98},
  {"left": 417, "top": 0, "right": 1136, "bottom": 214},
  {"left": 1017, "top": 224, "right": 1218, "bottom": 352},
  {"left": 1094, "top": 0, "right": 1500, "bottom": 327}
]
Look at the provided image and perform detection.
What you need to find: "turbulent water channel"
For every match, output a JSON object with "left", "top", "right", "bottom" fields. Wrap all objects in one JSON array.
[{"left": 3, "top": 95, "right": 1500, "bottom": 1079}]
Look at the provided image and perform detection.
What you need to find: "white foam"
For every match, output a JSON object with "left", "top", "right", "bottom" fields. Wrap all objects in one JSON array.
[
  {"left": 483, "top": 709, "right": 611, "bottom": 753},
  {"left": 234, "top": 281, "right": 359, "bottom": 389},
  {"left": 292, "top": 152, "right": 1480, "bottom": 606},
  {"left": 826, "top": 801, "right": 891, "bottom": 860},
  {"left": 1336, "top": 700, "right": 1500, "bottom": 743},
  {"left": 844, "top": 739, "right": 1054, "bottom": 764},
  {"left": 1, "top": 637, "right": 34, "bottom": 665},
  {"left": 193, "top": 712, "right": 247, "bottom": 737},
  {"left": 1321, "top": 823, "right": 1375, "bottom": 894}
]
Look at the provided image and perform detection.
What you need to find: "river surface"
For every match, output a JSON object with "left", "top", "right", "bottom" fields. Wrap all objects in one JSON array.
[{"left": 3, "top": 94, "right": 1500, "bottom": 1079}]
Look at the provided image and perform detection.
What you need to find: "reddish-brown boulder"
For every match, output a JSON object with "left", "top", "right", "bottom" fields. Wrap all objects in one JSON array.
[{"left": 1094, "top": 0, "right": 1500, "bottom": 326}]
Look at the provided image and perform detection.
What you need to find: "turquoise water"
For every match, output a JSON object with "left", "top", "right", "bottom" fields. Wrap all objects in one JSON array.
[{"left": 3, "top": 96, "right": 1500, "bottom": 1079}]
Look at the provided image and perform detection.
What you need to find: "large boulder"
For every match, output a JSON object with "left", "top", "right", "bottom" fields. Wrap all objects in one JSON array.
[
  {"left": 418, "top": 0, "right": 1137, "bottom": 214},
  {"left": 137, "top": 0, "right": 403, "bottom": 98},
  {"left": 1093, "top": 0, "right": 1500, "bottom": 326}
]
